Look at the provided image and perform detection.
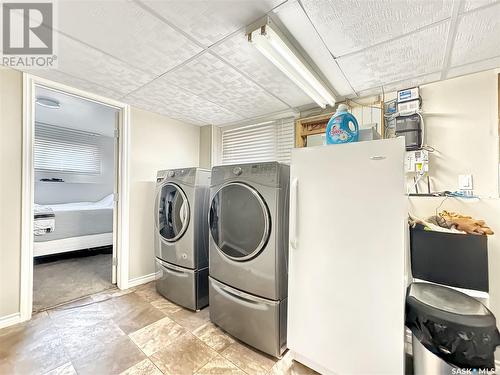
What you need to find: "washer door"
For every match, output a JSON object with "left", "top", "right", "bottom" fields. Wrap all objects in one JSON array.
[
  {"left": 209, "top": 182, "right": 270, "bottom": 261},
  {"left": 157, "top": 183, "right": 190, "bottom": 242}
]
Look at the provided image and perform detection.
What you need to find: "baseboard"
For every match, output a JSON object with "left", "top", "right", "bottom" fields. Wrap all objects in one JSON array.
[
  {"left": 0, "top": 312, "right": 21, "bottom": 329},
  {"left": 127, "top": 273, "right": 156, "bottom": 288}
]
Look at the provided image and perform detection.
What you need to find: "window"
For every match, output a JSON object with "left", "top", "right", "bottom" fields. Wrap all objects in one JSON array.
[
  {"left": 221, "top": 118, "right": 295, "bottom": 165},
  {"left": 34, "top": 123, "right": 102, "bottom": 174}
]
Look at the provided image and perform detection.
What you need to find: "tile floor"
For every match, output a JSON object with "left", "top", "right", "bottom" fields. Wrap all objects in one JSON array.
[{"left": 0, "top": 282, "right": 317, "bottom": 375}]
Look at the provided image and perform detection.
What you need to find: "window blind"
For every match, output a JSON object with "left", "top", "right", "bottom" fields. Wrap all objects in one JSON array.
[
  {"left": 221, "top": 118, "right": 295, "bottom": 165},
  {"left": 34, "top": 123, "right": 102, "bottom": 174}
]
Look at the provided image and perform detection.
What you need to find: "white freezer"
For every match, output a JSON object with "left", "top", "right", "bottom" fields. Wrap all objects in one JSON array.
[{"left": 287, "top": 138, "right": 407, "bottom": 374}]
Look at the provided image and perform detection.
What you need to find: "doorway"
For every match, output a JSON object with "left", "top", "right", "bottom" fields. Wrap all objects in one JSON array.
[
  {"left": 32, "top": 86, "right": 118, "bottom": 311},
  {"left": 20, "top": 74, "right": 130, "bottom": 320}
]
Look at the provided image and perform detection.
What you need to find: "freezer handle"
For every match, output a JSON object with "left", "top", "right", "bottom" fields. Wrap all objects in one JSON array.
[{"left": 290, "top": 178, "right": 299, "bottom": 250}]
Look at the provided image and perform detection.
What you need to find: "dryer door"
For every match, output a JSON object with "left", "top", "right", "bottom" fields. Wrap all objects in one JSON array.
[
  {"left": 209, "top": 182, "right": 270, "bottom": 261},
  {"left": 157, "top": 182, "right": 190, "bottom": 242}
]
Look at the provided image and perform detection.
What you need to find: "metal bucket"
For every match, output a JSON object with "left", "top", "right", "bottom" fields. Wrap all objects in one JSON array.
[{"left": 412, "top": 334, "right": 456, "bottom": 375}]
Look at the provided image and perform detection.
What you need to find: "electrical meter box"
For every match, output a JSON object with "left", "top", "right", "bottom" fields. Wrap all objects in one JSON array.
[
  {"left": 397, "top": 87, "right": 420, "bottom": 114},
  {"left": 395, "top": 113, "right": 422, "bottom": 150},
  {"left": 397, "top": 87, "right": 419, "bottom": 103}
]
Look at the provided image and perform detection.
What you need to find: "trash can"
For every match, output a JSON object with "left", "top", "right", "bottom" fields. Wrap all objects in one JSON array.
[{"left": 405, "top": 283, "right": 500, "bottom": 374}]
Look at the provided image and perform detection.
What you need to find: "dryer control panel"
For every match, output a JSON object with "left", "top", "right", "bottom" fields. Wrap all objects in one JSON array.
[{"left": 211, "top": 162, "right": 287, "bottom": 187}]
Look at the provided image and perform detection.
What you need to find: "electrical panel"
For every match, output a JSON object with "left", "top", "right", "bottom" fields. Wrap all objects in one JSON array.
[{"left": 405, "top": 150, "right": 429, "bottom": 173}]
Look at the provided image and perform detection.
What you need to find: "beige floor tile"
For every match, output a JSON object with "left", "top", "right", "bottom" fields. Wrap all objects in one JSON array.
[
  {"left": 43, "top": 362, "right": 78, "bottom": 375},
  {"left": 195, "top": 355, "right": 246, "bottom": 375},
  {"left": 269, "top": 351, "right": 318, "bottom": 375},
  {"left": 129, "top": 316, "right": 186, "bottom": 356},
  {"left": 169, "top": 307, "right": 210, "bottom": 332},
  {"left": 119, "top": 358, "right": 163, "bottom": 375},
  {"left": 72, "top": 335, "right": 145, "bottom": 375},
  {"left": 151, "top": 298, "right": 183, "bottom": 315},
  {"left": 192, "top": 322, "right": 235, "bottom": 352},
  {"left": 101, "top": 293, "right": 165, "bottom": 334},
  {"left": 0, "top": 312, "right": 69, "bottom": 375},
  {"left": 221, "top": 341, "right": 277, "bottom": 375},
  {"left": 150, "top": 333, "right": 218, "bottom": 375},
  {"left": 92, "top": 286, "right": 136, "bottom": 302},
  {"left": 57, "top": 317, "right": 125, "bottom": 360},
  {"left": 48, "top": 298, "right": 114, "bottom": 328},
  {"left": 135, "top": 282, "right": 164, "bottom": 303}
]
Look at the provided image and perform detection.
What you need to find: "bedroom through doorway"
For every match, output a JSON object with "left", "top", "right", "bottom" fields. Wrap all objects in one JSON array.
[{"left": 32, "top": 86, "right": 119, "bottom": 312}]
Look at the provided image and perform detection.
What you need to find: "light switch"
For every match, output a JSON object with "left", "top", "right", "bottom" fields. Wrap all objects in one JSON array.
[{"left": 458, "top": 174, "right": 473, "bottom": 190}]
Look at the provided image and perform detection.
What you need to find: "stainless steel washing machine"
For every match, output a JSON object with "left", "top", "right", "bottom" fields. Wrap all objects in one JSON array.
[
  {"left": 154, "top": 167, "right": 210, "bottom": 310},
  {"left": 208, "top": 162, "right": 289, "bottom": 357}
]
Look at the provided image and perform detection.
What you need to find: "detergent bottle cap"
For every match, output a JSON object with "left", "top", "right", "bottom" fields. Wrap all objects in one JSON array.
[{"left": 335, "top": 104, "right": 349, "bottom": 113}]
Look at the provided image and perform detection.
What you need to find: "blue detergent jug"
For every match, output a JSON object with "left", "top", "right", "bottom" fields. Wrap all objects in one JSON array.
[{"left": 325, "top": 104, "right": 359, "bottom": 144}]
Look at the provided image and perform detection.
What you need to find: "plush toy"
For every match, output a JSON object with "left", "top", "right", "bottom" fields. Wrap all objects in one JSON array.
[{"left": 439, "top": 210, "right": 494, "bottom": 235}]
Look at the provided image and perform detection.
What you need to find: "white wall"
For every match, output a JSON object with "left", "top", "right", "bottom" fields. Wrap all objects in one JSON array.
[
  {"left": 128, "top": 108, "right": 200, "bottom": 280},
  {"left": 0, "top": 67, "right": 22, "bottom": 318},
  {"left": 417, "top": 71, "right": 499, "bottom": 197},
  {"left": 199, "top": 125, "right": 213, "bottom": 169},
  {"left": 34, "top": 135, "right": 115, "bottom": 204},
  {"left": 407, "top": 70, "right": 500, "bottom": 324}
]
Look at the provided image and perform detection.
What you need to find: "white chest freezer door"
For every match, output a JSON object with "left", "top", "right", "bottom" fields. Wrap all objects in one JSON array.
[{"left": 288, "top": 138, "right": 407, "bottom": 375}]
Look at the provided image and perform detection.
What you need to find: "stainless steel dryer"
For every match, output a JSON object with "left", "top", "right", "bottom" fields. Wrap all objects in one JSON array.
[
  {"left": 154, "top": 167, "right": 210, "bottom": 311},
  {"left": 208, "top": 162, "right": 289, "bottom": 357}
]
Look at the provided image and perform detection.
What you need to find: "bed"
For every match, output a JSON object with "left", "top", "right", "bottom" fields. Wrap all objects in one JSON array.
[{"left": 34, "top": 194, "right": 114, "bottom": 257}]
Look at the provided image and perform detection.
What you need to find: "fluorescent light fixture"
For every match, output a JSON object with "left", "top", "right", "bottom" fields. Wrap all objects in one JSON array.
[
  {"left": 249, "top": 23, "right": 335, "bottom": 109},
  {"left": 36, "top": 97, "right": 60, "bottom": 109}
]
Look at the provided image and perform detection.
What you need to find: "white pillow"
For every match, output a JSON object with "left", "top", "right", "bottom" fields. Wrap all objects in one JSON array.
[{"left": 95, "top": 193, "right": 114, "bottom": 208}]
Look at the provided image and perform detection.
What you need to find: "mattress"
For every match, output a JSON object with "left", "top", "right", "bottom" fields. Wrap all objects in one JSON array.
[{"left": 34, "top": 194, "right": 113, "bottom": 242}]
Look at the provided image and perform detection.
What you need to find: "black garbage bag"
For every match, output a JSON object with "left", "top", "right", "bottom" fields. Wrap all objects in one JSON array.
[{"left": 405, "top": 283, "right": 500, "bottom": 370}]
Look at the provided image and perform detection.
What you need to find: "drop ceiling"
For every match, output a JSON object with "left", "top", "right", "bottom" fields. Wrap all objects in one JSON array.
[{"left": 14, "top": 0, "right": 500, "bottom": 126}]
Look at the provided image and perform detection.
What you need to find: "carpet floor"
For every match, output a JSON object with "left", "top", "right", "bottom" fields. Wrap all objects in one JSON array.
[{"left": 33, "top": 249, "right": 114, "bottom": 311}]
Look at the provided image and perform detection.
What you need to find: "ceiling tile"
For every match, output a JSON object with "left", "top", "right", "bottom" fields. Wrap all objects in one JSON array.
[
  {"left": 273, "top": 0, "right": 355, "bottom": 97},
  {"left": 163, "top": 53, "right": 288, "bottom": 118},
  {"left": 57, "top": 0, "right": 202, "bottom": 76},
  {"left": 52, "top": 32, "right": 155, "bottom": 96},
  {"left": 462, "top": 0, "right": 498, "bottom": 12},
  {"left": 21, "top": 69, "right": 124, "bottom": 100},
  {"left": 447, "top": 55, "right": 500, "bottom": 79},
  {"left": 211, "top": 32, "right": 312, "bottom": 108},
  {"left": 337, "top": 22, "right": 448, "bottom": 92},
  {"left": 450, "top": 4, "right": 500, "bottom": 67},
  {"left": 382, "top": 72, "right": 441, "bottom": 93},
  {"left": 140, "top": 0, "right": 282, "bottom": 47},
  {"left": 354, "top": 87, "right": 383, "bottom": 98},
  {"left": 300, "top": 0, "right": 453, "bottom": 57},
  {"left": 124, "top": 76, "right": 244, "bottom": 126}
]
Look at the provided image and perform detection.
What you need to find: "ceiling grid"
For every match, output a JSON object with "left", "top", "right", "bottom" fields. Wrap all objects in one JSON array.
[{"left": 9, "top": 0, "right": 500, "bottom": 126}]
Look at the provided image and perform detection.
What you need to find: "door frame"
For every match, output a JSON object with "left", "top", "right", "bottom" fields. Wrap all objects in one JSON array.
[{"left": 20, "top": 73, "right": 131, "bottom": 321}]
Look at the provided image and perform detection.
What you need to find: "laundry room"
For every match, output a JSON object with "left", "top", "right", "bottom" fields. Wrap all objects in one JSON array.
[{"left": 0, "top": 1, "right": 500, "bottom": 374}]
